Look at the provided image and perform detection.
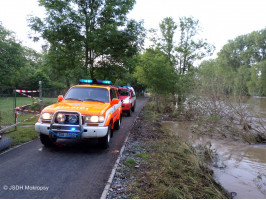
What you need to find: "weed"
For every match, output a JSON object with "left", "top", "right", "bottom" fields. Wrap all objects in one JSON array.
[
  {"left": 124, "top": 158, "right": 137, "bottom": 167},
  {"left": 136, "top": 153, "right": 149, "bottom": 159}
]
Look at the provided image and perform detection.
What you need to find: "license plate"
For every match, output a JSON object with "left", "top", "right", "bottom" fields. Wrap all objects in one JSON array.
[{"left": 57, "top": 132, "right": 76, "bottom": 138}]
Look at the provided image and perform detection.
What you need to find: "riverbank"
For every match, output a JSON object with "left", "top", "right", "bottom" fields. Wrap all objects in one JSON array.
[{"left": 107, "top": 100, "right": 229, "bottom": 199}]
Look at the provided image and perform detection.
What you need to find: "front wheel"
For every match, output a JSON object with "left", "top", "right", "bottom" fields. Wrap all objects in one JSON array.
[
  {"left": 131, "top": 102, "right": 136, "bottom": 112},
  {"left": 99, "top": 125, "right": 111, "bottom": 149},
  {"left": 114, "top": 115, "right": 122, "bottom": 130},
  {"left": 40, "top": 134, "right": 56, "bottom": 147},
  {"left": 127, "top": 107, "right": 132, "bottom": 117}
]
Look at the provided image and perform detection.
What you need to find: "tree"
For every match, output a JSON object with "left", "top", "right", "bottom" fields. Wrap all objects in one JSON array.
[
  {"left": 176, "top": 17, "right": 214, "bottom": 74},
  {"left": 151, "top": 17, "right": 214, "bottom": 104},
  {"left": 0, "top": 23, "right": 25, "bottom": 86},
  {"left": 234, "top": 65, "right": 251, "bottom": 96},
  {"left": 135, "top": 48, "right": 176, "bottom": 111},
  {"left": 159, "top": 17, "right": 177, "bottom": 65},
  {"left": 28, "top": 0, "right": 144, "bottom": 80},
  {"left": 210, "top": 27, "right": 266, "bottom": 96}
]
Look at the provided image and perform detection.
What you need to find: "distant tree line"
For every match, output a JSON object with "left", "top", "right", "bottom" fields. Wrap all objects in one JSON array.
[
  {"left": 1, "top": 0, "right": 265, "bottom": 102},
  {"left": 199, "top": 29, "right": 266, "bottom": 96}
]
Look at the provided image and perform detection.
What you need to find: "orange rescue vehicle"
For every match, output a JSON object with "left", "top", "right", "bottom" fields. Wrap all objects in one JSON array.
[{"left": 35, "top": 79, "right": 122, "bottom": 149}]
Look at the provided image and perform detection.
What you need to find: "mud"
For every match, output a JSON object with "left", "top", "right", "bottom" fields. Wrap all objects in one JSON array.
[{"left": 162, "top": 121, "right": 266, "bottom": 199}]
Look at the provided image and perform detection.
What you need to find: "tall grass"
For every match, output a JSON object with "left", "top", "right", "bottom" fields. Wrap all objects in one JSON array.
[{"left": 127, "top": 101, "right": 229, "bottom": 199}]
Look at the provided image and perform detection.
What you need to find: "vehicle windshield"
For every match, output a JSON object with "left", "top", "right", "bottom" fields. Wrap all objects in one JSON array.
[
  {"left": 118, "top": 89, "right": 130, "bottom": 96},
  {"left": 64, "top": 87, "right": 109, "bottom": 103}
]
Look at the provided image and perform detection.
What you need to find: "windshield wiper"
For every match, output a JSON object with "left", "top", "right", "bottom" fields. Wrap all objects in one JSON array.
[
  {"left": 84, "top": 98, "right": 105, "bottom": 103},
  {"left": 65, "top": 98, "right": 82, "bottom": 101}
]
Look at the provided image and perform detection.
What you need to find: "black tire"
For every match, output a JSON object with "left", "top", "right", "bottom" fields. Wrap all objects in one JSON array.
[
  {"left": 114, "top": 115, "right": 122, "bottom": 130},
  {"left": 131, "top": 102, "right": 136, "bottom": 112},
  {"left": 40, "top": 134, "right": 56, "bottom": 147},
  {"left": 127, "top": 107, "right": 132, "bottom": 117},
  {"left": 99, "top": 125, "right": 111, "bottom": 149}
]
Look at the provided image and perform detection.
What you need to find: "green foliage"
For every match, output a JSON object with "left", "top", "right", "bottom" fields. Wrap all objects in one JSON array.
[
  {"left": 28, "top": 0, "right": 145, "bottom": 80},
  {"left": 145, "top": 17, "right": 213, "bottom": 106},
  {"left": 199, "top": 27, "right": 266, "bottom": 96},
  {"left": 124, "top": 157, "right": 137, "bottom": 167},
  {"left": 0, "top": 23, "right": 26, "bottom": 86},
  {"left": 136, "top": 153, "right": 149, "bottom": 159},
  {"left": 159, "top": 17, "right": 177, "bottom": 64},
  {"left": 0, "top": 23, "right": 48, "bottom": 89},
  {"left": 175, "top": 17, "right": 214, "bottom": 74},
  {"left": 135, "top": 48, "right": 176, "bottom": 95},
  {"left": 234, "top": 65, "right": 251, "bottom": 95},
  {"left": 6, "top": 126, "right": 39, "bottom": 146}
]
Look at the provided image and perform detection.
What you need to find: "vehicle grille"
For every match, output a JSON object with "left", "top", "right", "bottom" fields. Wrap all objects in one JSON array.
[{"left": 54, "top": 112, "right": 80, "bottom": 125}]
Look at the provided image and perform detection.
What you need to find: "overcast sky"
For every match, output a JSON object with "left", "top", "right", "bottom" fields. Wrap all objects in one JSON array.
[{"left": 0, "top": 0, "right": 266, "bottom": 58}]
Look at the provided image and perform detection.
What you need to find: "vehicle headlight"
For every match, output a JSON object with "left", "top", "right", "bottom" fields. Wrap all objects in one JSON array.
[
  {"left": 57, "top": 113, "right": 66, "bottom": 123},
  {"left": 84, "top": 115, "right": 105, "bottom": 123},
  {"left": 41, "top": 113, "right": 53, "bottom": 120},
  {"left": 68, "top": 114, "right": 78, "bottom": 124},
  {"left": 123, "top": 99, "right": 130, "bottom": 103}
]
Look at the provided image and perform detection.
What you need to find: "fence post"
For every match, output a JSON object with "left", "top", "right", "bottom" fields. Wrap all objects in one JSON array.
[
  {"left": 14, "top": 88, "right": 17, "bottom": 131},
  {"left": 39, "top": 81, "right": 43, "bottom": 111}
]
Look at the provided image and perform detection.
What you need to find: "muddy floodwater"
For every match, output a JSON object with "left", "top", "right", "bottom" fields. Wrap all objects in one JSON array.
[{"left": 162, "top": 119, "right": 266, "bottom": 198}]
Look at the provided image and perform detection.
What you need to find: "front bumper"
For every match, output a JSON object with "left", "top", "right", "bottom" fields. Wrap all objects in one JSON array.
[{"left": 35, "top": 122, "right": 108, "bottom": 138}]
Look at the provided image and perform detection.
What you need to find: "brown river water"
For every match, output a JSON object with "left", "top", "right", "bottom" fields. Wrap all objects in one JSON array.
[{"left": 162, "top": 97, "right": 266, "bottom": 199}]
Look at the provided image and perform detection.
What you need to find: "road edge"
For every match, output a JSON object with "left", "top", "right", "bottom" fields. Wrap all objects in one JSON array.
[
  {"left": 100, "top": 133, "right": 129, "bottom": 199},
  {"left": 100, "top": 99, "right": 147, "bottom": 199}
]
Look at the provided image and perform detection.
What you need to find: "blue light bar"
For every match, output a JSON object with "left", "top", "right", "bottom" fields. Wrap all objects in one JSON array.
[
  {"left": 79, "top": 79, "right": 112, "bottom": 85},
  {"left": 79, "top": 79, "right": 93, "bottom": 84},
  {"left": 99, "top": 80, "right": 112, "bottom": 84}
]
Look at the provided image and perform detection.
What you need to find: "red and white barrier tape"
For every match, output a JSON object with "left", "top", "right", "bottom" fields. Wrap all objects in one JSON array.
[
  {"left": 0, "top": 114, "right": 40, "bottom": 134},
  {"left": 16, "top": 91, "right": 39, "bottom": 100},
  {"left": 0, "top": 90, "right": 41, "bottom": 134},
  {"left": 15, "top": 90, "right": 39, "bottom": 93},
  {"left": 15, "top": 101, "right": 40, "bottom": 111},
  {"left": 14, "top": 89, "right": 41, "bottom": 123},
  {"left": 15, "top": 109, "right": 40, "bottom": 114}
]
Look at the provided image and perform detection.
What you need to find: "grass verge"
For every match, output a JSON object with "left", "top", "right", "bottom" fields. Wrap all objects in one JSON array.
[
  {"left": 5, "top": 126, "right": 38, "bottom": 147},
  {"left": 113, "top": 100, "right": 229, "bottom": 199}
]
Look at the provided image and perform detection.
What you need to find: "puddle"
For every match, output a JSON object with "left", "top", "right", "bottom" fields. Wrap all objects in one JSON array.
[{"left": 162, "top": 121, "right": 266, "bottom": 199}]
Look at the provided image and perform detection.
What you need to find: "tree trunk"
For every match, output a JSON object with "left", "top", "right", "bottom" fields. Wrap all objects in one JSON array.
[
  {"left": 156, "top": 93, "right": 160, "bottom": 112},
  {"left": 177, "top": 94, "right": 182, "bottom": 106}
]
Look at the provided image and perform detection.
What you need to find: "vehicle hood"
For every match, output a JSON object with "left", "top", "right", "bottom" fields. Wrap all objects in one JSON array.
[{"left": 42, "top": 100, "right": 111, "bottom": 116}]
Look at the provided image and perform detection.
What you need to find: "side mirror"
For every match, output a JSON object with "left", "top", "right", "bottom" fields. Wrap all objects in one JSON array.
[
  {"left": 111, "top": 98, "right": 120, "bottom": 105},
  {"left": 58, "top": 95, "right": 64, "bottom": 102}
]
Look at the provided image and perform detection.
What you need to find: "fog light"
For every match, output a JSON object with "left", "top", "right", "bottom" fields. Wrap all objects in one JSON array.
[
  {"left": 68, "top": 114, "right": 78, "bottom": 124},
  {"left": 57, "top": 113, "right": 65, "bottom": 123}
]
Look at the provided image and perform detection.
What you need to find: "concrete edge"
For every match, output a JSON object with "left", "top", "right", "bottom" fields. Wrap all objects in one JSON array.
[
  {"left": 100, "top": 134, "right": 129, "bottom": 199},
  {"left": 100, "top": 111, "right": 142, "bottom": 199}
]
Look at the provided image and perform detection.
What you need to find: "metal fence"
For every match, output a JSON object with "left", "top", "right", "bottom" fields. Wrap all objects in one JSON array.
[
  {"left": 0, "top": 87, "right": 16, "bottom": 133},
  {"left": 0, "top": 86, "right": 67, "bottom": 134}
]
